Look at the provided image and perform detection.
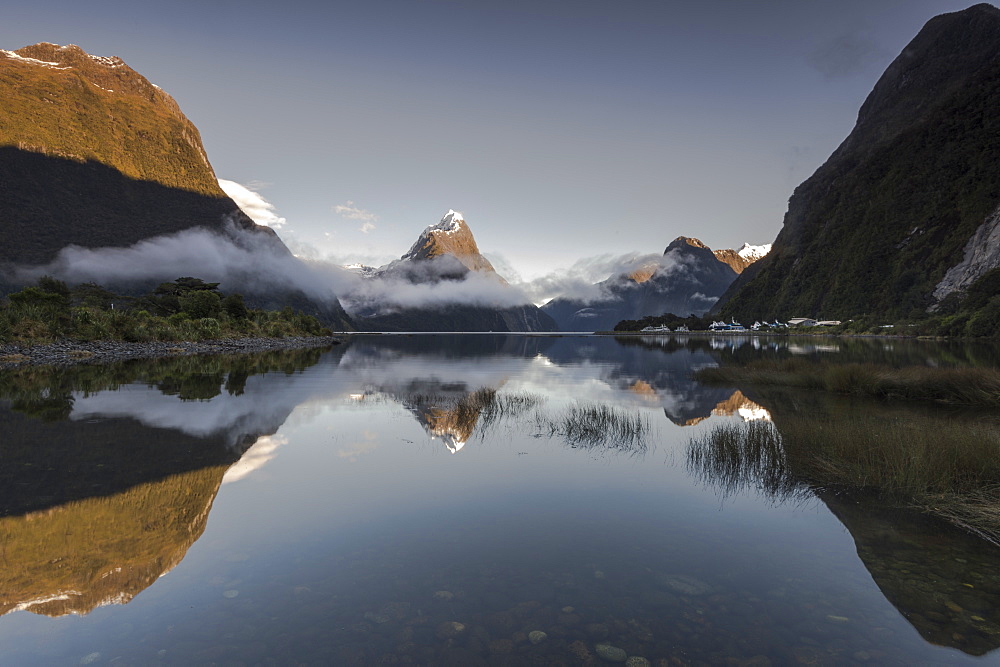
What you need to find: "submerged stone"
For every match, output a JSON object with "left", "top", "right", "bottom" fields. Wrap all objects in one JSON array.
[
  {"left": 595, "top": 643, "right": 627, "bottom": 662},
  {"left": 625, "top": 657, "right": 651, "bottom": 667},
  {"left": 435, "top": 621, "right": 466, "bottom": 640},
  {"left": 655, "top": 573, "right": 712, "bottom": 596},
  {"left": 528, "top": 630, "right": 547, "bottom": 644}
]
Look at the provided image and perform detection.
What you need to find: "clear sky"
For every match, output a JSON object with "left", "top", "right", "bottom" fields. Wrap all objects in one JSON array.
[{"left": 2, "top": 0, "right": 984, "bottom": 281}]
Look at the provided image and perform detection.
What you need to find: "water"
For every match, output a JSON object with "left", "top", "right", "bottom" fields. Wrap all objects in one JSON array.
[{"left": 0, "top": 334, "right": 998, "bottom": 665}]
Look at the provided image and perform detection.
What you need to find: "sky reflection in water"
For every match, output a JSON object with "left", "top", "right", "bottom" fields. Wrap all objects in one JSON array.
[{"left": 0, "top": 334, "right": 997, "bottom": 665}]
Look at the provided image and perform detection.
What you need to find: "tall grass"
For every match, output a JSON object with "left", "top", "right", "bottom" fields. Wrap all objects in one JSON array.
[
  {"left": 471, "top": 389, "right": 543, "bottom": 431},
  {"left": 689, "top": 413, "right": 1000, "bottom": 543},
  {"left": 697, "top": 359, "right": 1000, "bottom": 407},
  {"left": 687, "top": 421, "right": 809, "bottom": 501},
  {"left": 409, "top": 390, "right": 649, "bottom": 455},
  {"left": 539, "top": 403, "right": 650, "bottom": 454}
]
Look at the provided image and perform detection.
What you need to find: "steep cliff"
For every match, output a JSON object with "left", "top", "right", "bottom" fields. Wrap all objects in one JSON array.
[
  {"left": 0, "top": 43, "right": 353, "bottom": 328},
  {"left": 716, "top": 4, "right": 1000, "bottom": 321}
]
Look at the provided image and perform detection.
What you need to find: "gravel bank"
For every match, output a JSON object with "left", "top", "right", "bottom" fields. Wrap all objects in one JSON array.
[{"left": 0, "top": 336, "right": 344, "bottom": 368}]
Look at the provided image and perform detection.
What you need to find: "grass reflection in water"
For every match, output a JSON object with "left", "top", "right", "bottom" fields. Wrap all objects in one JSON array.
[{"left": 688, "top": 405, "right": 1000, "bottom": 543}]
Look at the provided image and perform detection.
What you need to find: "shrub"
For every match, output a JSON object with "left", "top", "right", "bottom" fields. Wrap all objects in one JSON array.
[
  {"left": 222, "top": 293, "right": 249, "bottom": 320},
  {"left": 179, "top": 291, "right": 221, "bottom": 320}
]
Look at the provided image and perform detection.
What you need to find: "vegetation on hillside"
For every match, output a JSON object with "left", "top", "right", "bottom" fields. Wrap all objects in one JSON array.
[
  {"left": 0, "top": 45, "right": 221, "bottom": 196},
  {"left": 0, "top": 276, "right": 330, "bottom": 345},
  {"left": 614, "top": 267, "right": 1000, "bottom": 338},
  {"left": 717, "top": 57, "right": 1000, "bottom": 322}
]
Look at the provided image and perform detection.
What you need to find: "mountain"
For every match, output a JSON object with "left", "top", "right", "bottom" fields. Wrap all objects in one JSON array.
[
  {"left": 542, "top": 237, "right": 758, "bottom": 332},
  {"left": 347, "top": 210, "right": 557, "bottom": 332},
  {"left": 715, "top": 4, "right": 1000, "bottom": 322},
  {"left": 0, "top": 43, "right": 352, "bottom": 328},
  {"left": 396, "top": 209, "right": 498, "bottom": 273},
  {"left": 713, "top": 243, "right": 772, "bottom": 275}
]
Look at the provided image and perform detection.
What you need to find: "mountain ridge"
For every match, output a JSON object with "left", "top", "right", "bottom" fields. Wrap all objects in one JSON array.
[
  {"left": 542, "top": 236, "right": 764, "bottom": 331},
  {"left": 715, "top": 4, "right": 1000, "bottom": 321},
  {"left": 347, "top": 210, "right": 556, "bottom": 332}
]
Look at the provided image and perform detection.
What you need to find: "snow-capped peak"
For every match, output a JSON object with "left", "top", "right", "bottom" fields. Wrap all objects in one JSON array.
[
  {"left": 429, "top": 209, "right": 465, "bottom": 234},
  {"left": 737, "top": 243, "right": 772, "bottom": 261}
]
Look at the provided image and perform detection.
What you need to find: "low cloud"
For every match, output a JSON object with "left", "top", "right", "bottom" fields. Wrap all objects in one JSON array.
[
  {"left": 513, "top": 252, "right": 664, "bottom": 305},
  {"left": 334, "top": 201, "right": 379, "bottom": 233},
  {"left": 14, "top": 221, "right": 539, "bottom": 314},
  {"left": 11, "top": 209, "right": 691, "bottom": 317},
  {"left": 15, "top": 222, "right": 351, "bottom": 306},
  {"left": 218, "top": 179, "right": 287, "bottom": 229}
]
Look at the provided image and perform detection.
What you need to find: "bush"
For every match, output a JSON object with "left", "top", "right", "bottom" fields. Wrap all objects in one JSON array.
[
  {"left": 222, "top": 294, "right": 249, "bottom": 320},
  {"left": 965, "top": 296, "right": 1000, "bottom": 338},
  {"left": 179, "top": 291, "right": 221, "bottom": 320}
]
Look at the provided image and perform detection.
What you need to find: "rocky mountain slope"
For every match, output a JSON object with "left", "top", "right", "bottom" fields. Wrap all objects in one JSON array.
[
  {"left": 347, "top": 211, "right": 556, "bottom": 332},
  {"left": 542, "top": 237, "right": 760, "bottom": 332},
  {"left": 713, "top": 243, "right": 772, "bottom": 275},
  {"left": 0, "top": 43, "right": 353, "bottom": 328},
  {"left": 716, "top": 4, "right": 1000, "bottom": 321},
  {"left": 0, "top": 43, "right": 284, "bottom": 264}
]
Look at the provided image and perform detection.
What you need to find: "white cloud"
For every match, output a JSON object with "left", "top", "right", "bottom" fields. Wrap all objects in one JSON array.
[
  {"left": 218, "top": 179, "right": 287, "bottom": 229},
  {"left": 510, "top": 252, "right": 664, "bottom": 305},
  {"left": 334, "top": 201, "right": 378, "bottom": 233}
]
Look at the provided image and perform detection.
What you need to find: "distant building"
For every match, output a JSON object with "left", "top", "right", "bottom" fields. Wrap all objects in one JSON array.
[{"left": 788, "top": 318, "right": 818, "bottom": 327}]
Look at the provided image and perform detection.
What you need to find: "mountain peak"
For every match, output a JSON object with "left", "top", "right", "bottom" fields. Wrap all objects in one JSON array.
[
  {"left": 399, "top": 210, "right": 496, "bottom": 274},
  {"left": 737, "top": 243, "right": 772, "bottom": 261},
  {"left": 433, "top": 209, "right": 465, "bottom": 231},
  {"left": 838, "top": 3, "right": 1000, "bottom": 159},
  {"left": 667, "top": 237, "right": 709, "bottom": 252},
  {"left": 0, "top": 41, "right": 213, "bottom": 194},
  {"left": 714, "top": 243, "right": 772, "bottom": 274}
]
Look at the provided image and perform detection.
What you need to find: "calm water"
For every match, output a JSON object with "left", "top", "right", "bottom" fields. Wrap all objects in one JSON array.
[{"left": 0, "top": 334, "right": 998, "bottom": 665}]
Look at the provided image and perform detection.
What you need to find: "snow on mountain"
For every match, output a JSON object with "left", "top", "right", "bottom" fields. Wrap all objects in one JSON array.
[
  {"left": 429, "top": 209, "right": 465, "bottom": 234},
  {"left": 737, "top": 243, "right": 772, "bottom": 262}
]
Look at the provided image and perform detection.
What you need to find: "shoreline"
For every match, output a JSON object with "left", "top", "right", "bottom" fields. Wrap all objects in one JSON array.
[{"left": 0, "top": 335, "right": 345, "bottom": 369}]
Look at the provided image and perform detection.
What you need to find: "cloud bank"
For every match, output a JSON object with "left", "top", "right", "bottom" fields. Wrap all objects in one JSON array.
[
  {"left": 218, "top": 179, "right": 287, "bottom": 229},
  {"left": 511, "top": 252, "right": 664, "bottom": 305},
  {"left": 9, "top": 178, "right": 688, "bottom": 317}
]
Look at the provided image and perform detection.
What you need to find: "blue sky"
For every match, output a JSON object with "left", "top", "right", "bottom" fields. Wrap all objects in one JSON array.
[{"left": 2, "top": 0, "right": 983, "bottom": 280}]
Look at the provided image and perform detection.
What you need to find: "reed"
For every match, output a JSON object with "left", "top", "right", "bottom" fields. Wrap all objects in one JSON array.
[
  {"left": 540, "top": 403, "right": 650, "bottom": 454},
  {"left": 689, "top": 414, "right": 1000, "bottom": 542},
  {"left": 687, "top": 420, "right": 810, "bottom": 501}
]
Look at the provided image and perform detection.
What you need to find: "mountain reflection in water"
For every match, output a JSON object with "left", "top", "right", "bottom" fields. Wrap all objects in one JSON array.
[
  {"left": 687, "top": 383, "right": 1000, "bottom": 656},
  {"left": 0, "top": 334, "right": 996, "bottom": 664}
]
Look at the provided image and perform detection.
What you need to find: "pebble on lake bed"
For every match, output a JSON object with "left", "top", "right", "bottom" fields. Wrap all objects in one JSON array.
[
  {"left": 625, "top": 658, "right": 651, "bottom": 667},
  {"left": 528, "top": 630, "right": 547, "bottom": 644},
  {"left": 433, "top": 590, "right": 454, "bottom": 600},
  {"left": 435, "top": 621, "right": 466, "bottom": 640},
  {"left": 594, "top": 643, "right": 628, "bottom": 662},
  {"left": 222, "top": 590, "right": 239, "bottom": 598}
]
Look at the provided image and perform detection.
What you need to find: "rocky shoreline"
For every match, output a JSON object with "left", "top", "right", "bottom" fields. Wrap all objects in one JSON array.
[{"left": 0, "top": 336, "right": 344, "bottom": 368}]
